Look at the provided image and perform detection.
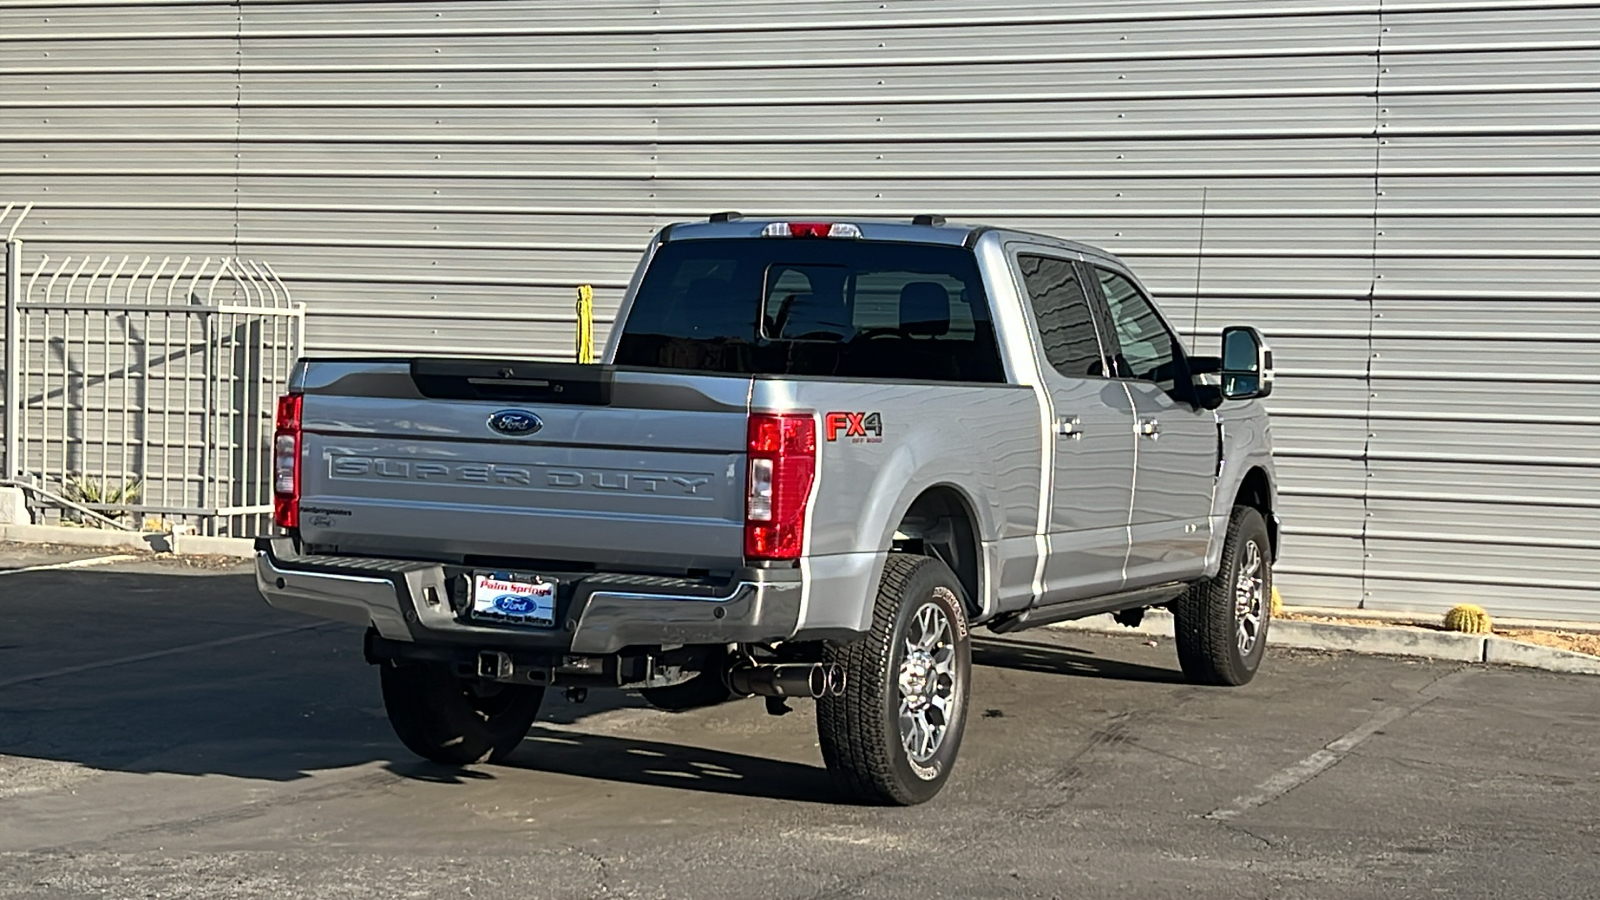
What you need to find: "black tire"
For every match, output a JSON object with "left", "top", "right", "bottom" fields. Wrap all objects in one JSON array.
[
  {"left": 640, "top": 668, "right": 734, "bottom": 712},
  {"left": 818, "top": 554, "right": 972, "bottom": 806},
  {"left": 1173, "top": 505, "right": 1272, "bottom": 686},
  {"left": 380, "top": 661, "right": 544, "bottom": 765}
]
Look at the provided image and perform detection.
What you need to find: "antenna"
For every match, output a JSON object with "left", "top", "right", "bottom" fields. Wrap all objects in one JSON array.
[{"left": 1190, "top": 186, "right": 1209, "bottom": 343}]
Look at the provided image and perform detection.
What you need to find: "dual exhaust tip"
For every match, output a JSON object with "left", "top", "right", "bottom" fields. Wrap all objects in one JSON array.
[{"left": 727, "top": 662, "right": 846, "bottom": 699}]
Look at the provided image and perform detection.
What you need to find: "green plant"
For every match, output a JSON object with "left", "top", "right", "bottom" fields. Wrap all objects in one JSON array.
[
  {"left": 1443, "top": 604, "right": 1493, "bottom": 634},
  {"left": 62, "top": 475, "right": 143, "bottom": 526}
]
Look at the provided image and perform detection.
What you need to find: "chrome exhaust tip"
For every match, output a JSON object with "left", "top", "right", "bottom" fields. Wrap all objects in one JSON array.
[
  {"left": 824, "top": 663, "right": 847, "bottom": 697},
  {"left": 727, "top": 662, "right": 829, "bottom": 698}
]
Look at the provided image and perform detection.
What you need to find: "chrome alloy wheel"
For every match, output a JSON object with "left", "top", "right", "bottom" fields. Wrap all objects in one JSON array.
[
  {"left": 1234, "top": 539, "right": 1266, "bottom": 656},
  {"left": 897, "top": 597, "right": 958, "bottom": 764}
]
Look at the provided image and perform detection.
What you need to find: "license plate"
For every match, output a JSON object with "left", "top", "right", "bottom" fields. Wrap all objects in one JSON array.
[{"left": 470, "top": 572, "right": 557, "bottom": 628}]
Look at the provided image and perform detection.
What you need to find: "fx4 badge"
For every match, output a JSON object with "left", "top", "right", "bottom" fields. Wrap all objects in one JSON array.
[{"left": 824, "top": 411, "right": 884, "bottom": 443}]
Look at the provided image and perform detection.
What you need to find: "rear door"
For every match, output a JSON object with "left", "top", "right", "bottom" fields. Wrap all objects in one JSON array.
[
  {"left": 1086, "top": 265, "right": 1219, "bottom": 587},
  {"left": 1013, "top": 250, "right": 1136, "bottom": 602}
]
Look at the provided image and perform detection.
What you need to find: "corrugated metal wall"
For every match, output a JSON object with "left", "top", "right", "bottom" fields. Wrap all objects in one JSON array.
[{"left": 3, "top": 0, "right": 1598, "bottom": 619}]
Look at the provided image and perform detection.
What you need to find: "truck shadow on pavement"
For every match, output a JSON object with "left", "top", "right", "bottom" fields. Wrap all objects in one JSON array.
[
  {"left": 0, "top": 566, "right": 1179, "bottom": 798},
  {"left": 971, "top": 636, "right": 1186, "bottom": 684},
  {"left": 390, "top": 725, "right": 848, "bottom": 804},
  {"left": 383, "top": 636, "right": 1185, "bottom": 803}
]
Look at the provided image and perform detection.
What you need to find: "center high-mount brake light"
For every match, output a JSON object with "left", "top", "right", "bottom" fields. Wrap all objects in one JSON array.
[
  {"left": 273, "top": 393, "right": 303, "bottom": 529},
  {"left": 761, "top": 222, "right": 863, "bottom": 239},
  {"left": 745, "top": 413, "right": 817, "bottom": 561}
]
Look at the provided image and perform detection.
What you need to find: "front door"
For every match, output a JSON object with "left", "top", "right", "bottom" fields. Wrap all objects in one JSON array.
[
  {"left": 1014, "top": 250, "right": 1136, "bottom": 603},
  {"left": 1088, "top": 265, "right": 1219, "bottom": 588}
]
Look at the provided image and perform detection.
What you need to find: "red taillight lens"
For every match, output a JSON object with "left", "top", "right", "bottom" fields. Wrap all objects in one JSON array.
[
  {"left": 273, "top": 393, "right": 303, "bottom": 529},
  {"left": 760, "top": 222, "right": 863, "bottom": 239},
  {"left": 788, "top": 222, "right": 831, "bottom": 238},
  {"left": 744, "top": 413, "right": 816, "bottom": 561}
]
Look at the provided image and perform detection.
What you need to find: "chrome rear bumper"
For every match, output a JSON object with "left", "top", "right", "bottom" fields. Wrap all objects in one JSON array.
[{"left": 254, "top": 537, "right": 802, "bottom": 655}]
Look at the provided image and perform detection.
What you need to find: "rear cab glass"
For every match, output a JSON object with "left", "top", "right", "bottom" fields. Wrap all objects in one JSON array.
[{"left": 614, "top": 239, "right": 1006, "bottom": 383}]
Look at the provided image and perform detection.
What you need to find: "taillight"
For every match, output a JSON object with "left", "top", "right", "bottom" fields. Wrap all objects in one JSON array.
[
  {"left": 273, "top": 393, "right": 303, "bottom": 529},
  {"left": 745, "top": 413, "right": 817, "bottom": 561},
  {"left": 760, "top": 222, "right": 863, "bottom": 239}
]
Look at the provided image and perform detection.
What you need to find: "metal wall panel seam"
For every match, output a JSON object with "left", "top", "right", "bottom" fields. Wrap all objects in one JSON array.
[
  {"left": 1275, "top": 410, "right": 1600, "bottom": 426},
  {"left": 1289, "top": 487, "right": 1600, "bottom": 508},
  {"left": 9, "top": 81, "right": 1600, "bottom": 108},
  {"left": 0, "top": 86, "right": 1483, "bottom": 107},
  {"left": 1, "top": 0, "right": 1595, "bottom": 25},
  {"left": 1298, "top": 528, "right": 1600, "bottom": 550},
  {"left": 0, "top": 7, "right": 1419, "bottom": 39},
  {"left": 0, "top": 127, "right": 1401, "bottom": 142},
  {"left": 1278, "top": 448, "right": 1600, "bottom": 467},
  {"left": 6, "top": 202, "right": 1414, "bottom": 217},
  {"left": 1329, "top": 569, "right": 1600, "bottom": 593},
  {"left": 0, "top": 44, "right": 1389, "bottom": 75}
]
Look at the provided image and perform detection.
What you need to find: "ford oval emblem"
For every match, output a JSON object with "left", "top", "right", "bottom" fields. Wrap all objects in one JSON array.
[
  {"left": 492, "top": 594, "right": 536, "bottom": 615},
  {"left": 487, "top": 409, "right": 543, "bottom": 437}
]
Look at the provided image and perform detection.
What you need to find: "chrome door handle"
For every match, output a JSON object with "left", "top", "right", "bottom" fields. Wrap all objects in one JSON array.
[
  {"left": 1055, "top": 416, "right": 1083, "bottom": 439},
  {"left": 1138, "top": 418, "right": 1160, "bottom": 438}
]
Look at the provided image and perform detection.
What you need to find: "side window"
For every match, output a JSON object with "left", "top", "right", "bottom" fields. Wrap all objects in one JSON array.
[
  {"left": 1018, "top": 254, "right": 1104, "bottom": 378},
  {"left": 1094, "top": 268, "right": 1179, "bottom": 385}
]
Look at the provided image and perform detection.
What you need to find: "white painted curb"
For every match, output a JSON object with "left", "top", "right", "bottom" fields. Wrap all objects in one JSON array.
[
  {"left": 0, "top": 523, "right": 254, "bottom": 559},
  {"left": 1482, "top": 637, "right": 1600, "bottom": 676},
  {"left": 171, "top": 532, "right": 256, "bottom": 559},
  {"left": 1052, "top": 610, "right": 1600, "bottom": 677}
]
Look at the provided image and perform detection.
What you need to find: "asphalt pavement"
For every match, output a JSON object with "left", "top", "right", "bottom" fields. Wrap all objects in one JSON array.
[{"left": 0, "top": 545, "right": 1596, "bottom": 899}]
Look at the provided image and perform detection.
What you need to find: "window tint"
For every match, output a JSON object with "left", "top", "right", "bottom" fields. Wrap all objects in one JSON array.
[
  {"left": 615, "top": 239, "right": 1005, "bottom": 383},
  {"left": 764, "top": 265, "right": 849, "bottom": 341},
  {"left": 852, "top": 271, "right": 975, "bottom": 337},
  {"left": 1018, "top": 254, "right": 1104, "bottom": 379},
  {"left": 1094, "top": 268, "right": 1180, "bottom": 385}
]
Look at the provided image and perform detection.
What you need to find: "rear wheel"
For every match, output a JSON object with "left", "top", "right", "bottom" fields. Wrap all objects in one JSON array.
[
  {"left": 1173, "top": 506, "right": 1272, "bottom": 686},
  {"left": 380, "top": 661, "right": 544, "bottom": 765},
  {"left": 817, "top": 554, "right": 972, "bottom": 805}
]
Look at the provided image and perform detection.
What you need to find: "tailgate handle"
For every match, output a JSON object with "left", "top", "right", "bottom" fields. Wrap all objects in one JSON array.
[{"left": 410, "top": 359, "right": 613, "bottom": 405}]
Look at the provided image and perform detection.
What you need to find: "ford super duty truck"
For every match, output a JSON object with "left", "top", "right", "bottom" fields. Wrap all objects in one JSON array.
[{"left": 256, "top": 214, "right": 1278, "bottom": 805}]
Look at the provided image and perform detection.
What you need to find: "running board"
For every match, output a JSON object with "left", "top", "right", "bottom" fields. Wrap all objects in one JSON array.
[{"left": 986, "top": 582, "right": 1189, "bottom": 634}]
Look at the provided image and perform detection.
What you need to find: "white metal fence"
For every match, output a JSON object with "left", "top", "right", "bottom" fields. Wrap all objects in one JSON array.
[{"left": 1, "top": 203, "right": 304, "bottom": 536}]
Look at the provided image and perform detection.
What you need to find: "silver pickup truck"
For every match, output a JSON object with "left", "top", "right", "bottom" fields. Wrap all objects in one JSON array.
[{"left": 256, "top": 214, "right": 1279, "bottom": 805}]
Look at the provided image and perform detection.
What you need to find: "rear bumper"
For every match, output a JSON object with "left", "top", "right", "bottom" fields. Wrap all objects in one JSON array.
[{"left": 254, "top": 537, "right": 803, "bottom": 655}]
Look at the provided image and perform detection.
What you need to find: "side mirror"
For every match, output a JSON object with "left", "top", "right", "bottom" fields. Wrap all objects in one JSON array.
[{"left": 1220, "top": 325, "right": 1273, "bottom": 400}]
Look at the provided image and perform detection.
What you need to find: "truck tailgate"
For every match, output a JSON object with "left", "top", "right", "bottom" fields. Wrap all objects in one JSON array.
[{"left": 294, "top": 363, "right": 751, "bottom": 572}]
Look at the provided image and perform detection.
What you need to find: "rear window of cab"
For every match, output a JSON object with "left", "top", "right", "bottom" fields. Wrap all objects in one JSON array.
[{"left": 614, "top": 239, "right": 1006, "bottom": 383}]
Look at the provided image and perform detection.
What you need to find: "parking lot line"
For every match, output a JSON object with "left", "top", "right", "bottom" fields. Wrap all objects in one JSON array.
[
  {"left": 0, "top": 622, "right": 326, "bottom": 690},
  {"left": 0, "top": 554, "right": 140, "bottom": 575},
  {"left": 1206, "top": 668, "right": 1476, "bottom": 821}
]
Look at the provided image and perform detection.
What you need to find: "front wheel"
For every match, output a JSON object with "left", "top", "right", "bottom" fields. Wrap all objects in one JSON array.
[
  {"left": 1172, "top": 506, "right": 1272, "bottom": 686},
  {"left": 380, "top": 661, "right": 544, "bottom": 765},
  {"left": 817, "top": 554, "right": 972, "bottom": 805}
]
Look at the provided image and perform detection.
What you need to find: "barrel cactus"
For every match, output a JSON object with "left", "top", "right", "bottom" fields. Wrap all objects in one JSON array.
[{"left": 1443, "top": 604, "right": 1493, "bottom": 634}]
